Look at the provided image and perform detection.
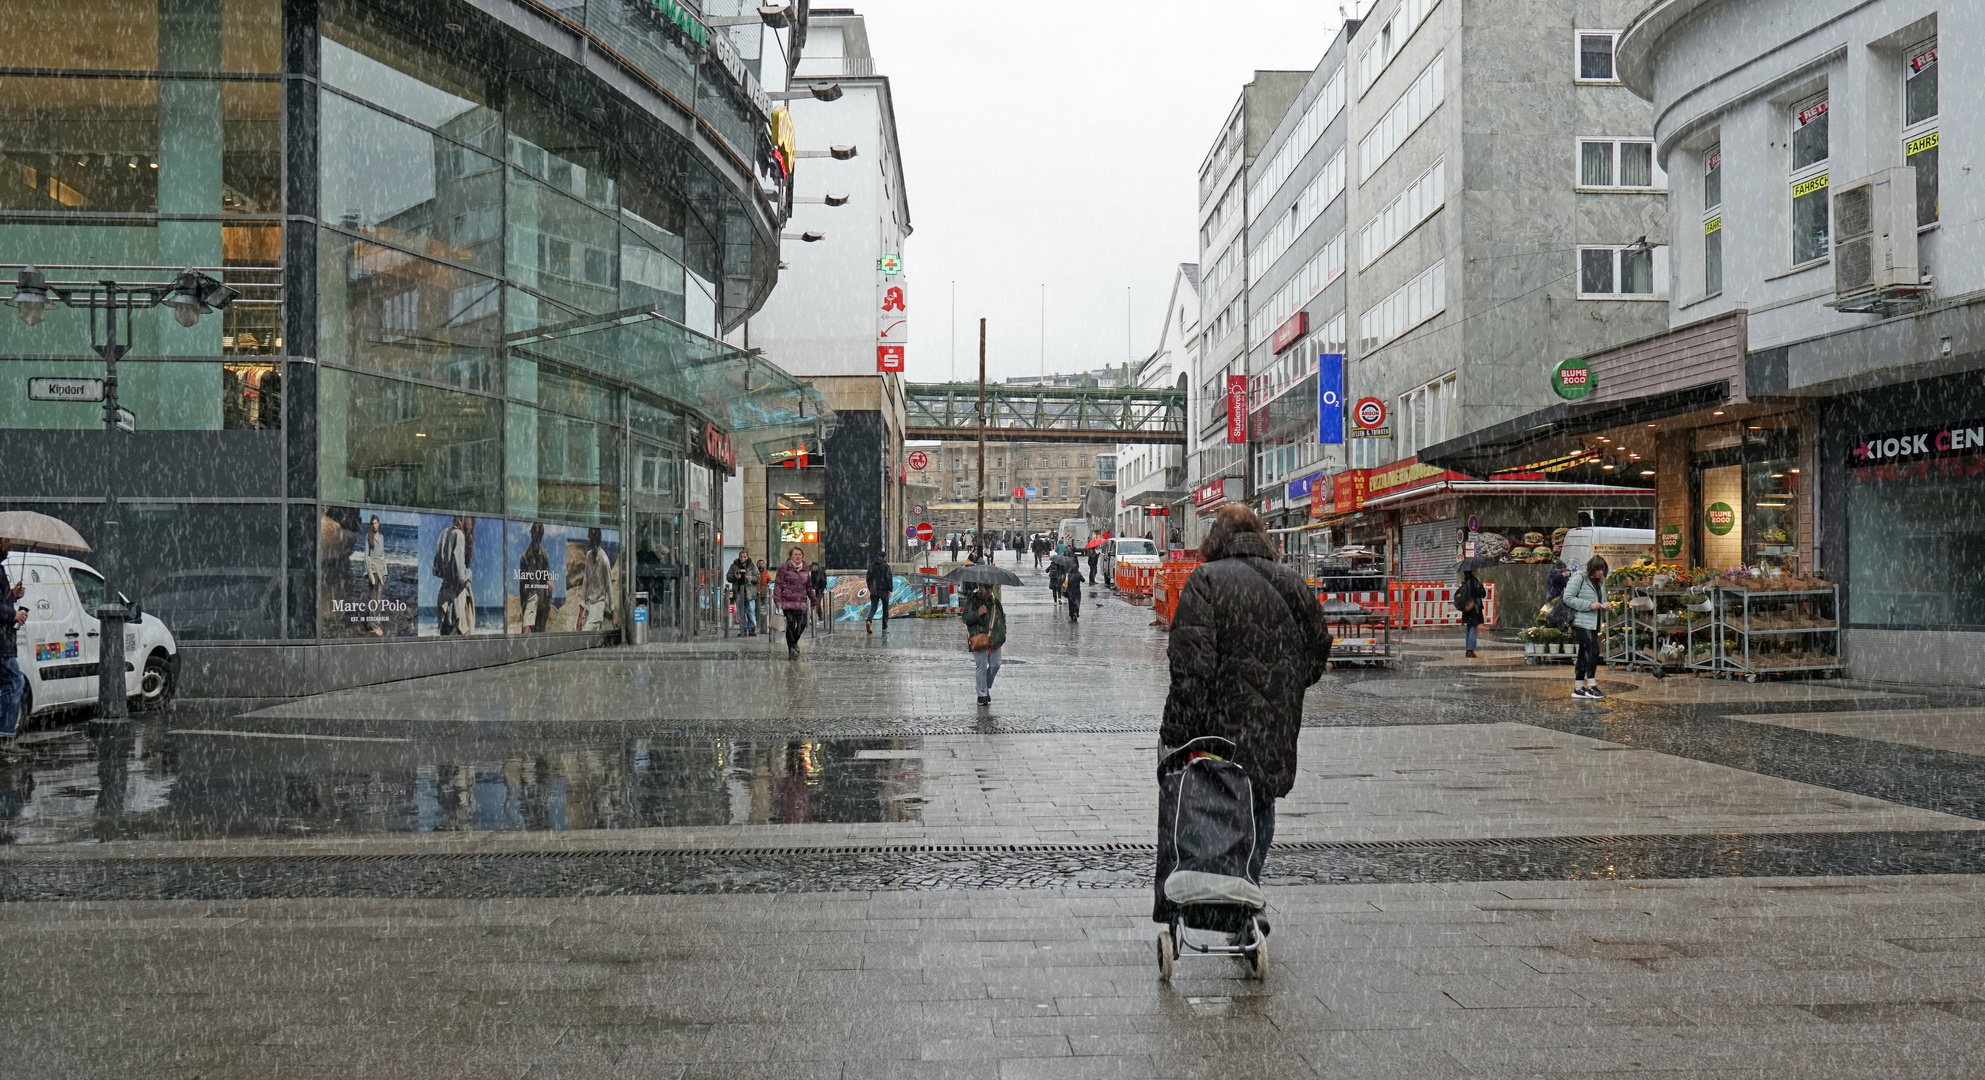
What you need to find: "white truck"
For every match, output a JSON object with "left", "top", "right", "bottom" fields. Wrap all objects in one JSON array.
[
  {"left": 1556, "top": 527, "right": 1656, "bottom": 571},
  {"left": 8, "top": 553, "right": 179, "bottom": 720}
]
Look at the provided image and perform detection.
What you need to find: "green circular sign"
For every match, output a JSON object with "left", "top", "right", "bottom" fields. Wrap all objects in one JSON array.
[
  {"left": 1552, "top": 358, "right": 1596, "bottom": 400},
  {"left": 1659, "top": 525, "right": 1682, "bottom": 558},
  {"left": 1705, "top": 502, "right": 1736, "bottom": 536}
]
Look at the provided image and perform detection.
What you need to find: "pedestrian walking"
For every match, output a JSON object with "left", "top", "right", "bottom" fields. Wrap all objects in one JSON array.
[
  {"left": 1160, "top": 503, "right": 1331, "bottom": 894},
  {"left": 0, "top": 538, "right": 29, "bottom": 757},
  {"left": 775, "top": 546, "right": 812, "bottom": 659},
  {"left": 808, "top": 560, "right": 827, "bottom": 628},
  {"left": 756, "top": 559, "right": 773, "bottom": 634},
  {"left": 1065, "top": 566, "right": 1082, "bottom": 620},
  {"left": 1561, "top": 556, "right": 1613, "bottom": 699},
  {"left": 1086, "top": 545, "right": 1099, "bottom": 584},
  {"left": 726, "top": 549, "right": 757, "bottom": 636},
  {"left": 949, "top": 534, "right": 961, "bottom": 562},
  {"left": 1048, "top": 557, "right": 1065, "bottom": 607},
  {"left": 1455, "top": 568, "right": 1487, "bottom": 658},
  {"left": 961, "top": 582, "right": 1006, "bottom": 706},
  {"left": 865, "top": 550, "right": 893, "bottom": 633}
]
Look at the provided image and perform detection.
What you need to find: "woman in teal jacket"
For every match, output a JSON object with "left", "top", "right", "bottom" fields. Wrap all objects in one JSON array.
[{"left": 1560, "top": 556, "right": 1615, "bottom": 700}]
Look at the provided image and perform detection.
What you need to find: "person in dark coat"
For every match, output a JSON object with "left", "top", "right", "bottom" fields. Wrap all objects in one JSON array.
[
  {"left": 1047, "top": 557, "right": 1066, "bottom": 607},
  {"left": 774, "top": 547, "right": 812, "bottom": 658},
  {"left": 1456, "top": 569, "right": 1487, "bottom": 658},
  {"left": 1064, "top": 564, "right": 1082, "bottom": 619},
  {"left": 961, "top": 583, "right": 1006, "bottom": 706},
  {"left": 865, "top": 552, "right": 893, "bottom": 633},
  {"left": 1160, "top": 503, "right": 1331, "bottom": 886},
  {"left": 1086, "top": 544, "right": 1099, "bottom": 584}
]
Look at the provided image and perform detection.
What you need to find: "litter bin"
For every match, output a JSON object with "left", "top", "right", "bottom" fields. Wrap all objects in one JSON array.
[{"left": 631, "top": 590, "right": 650, "bottom": 645}]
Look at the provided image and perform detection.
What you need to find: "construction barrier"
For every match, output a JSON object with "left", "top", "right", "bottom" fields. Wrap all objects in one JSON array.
[
  {"left": 1310, "top": 582, "right": 1497, "bottom": 628},
  {"left": 912, "top": 567, "right": 960, "bottom": 616},
  {"left": 1116, "top": 562, "right": 1157, "bottom": 599},
  {"left": 1151, "top": 561, "right": 1200, "bottom": 627}
]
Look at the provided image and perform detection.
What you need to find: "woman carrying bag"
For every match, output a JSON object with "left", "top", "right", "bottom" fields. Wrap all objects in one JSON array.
[
  {"left": 774, "top": 547, "right": 812, "bottom": 659},
  {"left": 961, "top": 582, "right": 1006, "bottom": 707},
  {"left": 1560, "top": 556, "right": 1614, "bottom": 700}
]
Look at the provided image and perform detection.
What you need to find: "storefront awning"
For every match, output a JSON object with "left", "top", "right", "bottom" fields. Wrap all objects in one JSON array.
[
  {"left": 1417, "top": 381, "right": 1728, "bottom": 477},
  {"left": 1359, "top": 479, "right": 1657, "bottom": 511},
  {"left": 506, "top": 306, "right": 836, "bottom": 447}
]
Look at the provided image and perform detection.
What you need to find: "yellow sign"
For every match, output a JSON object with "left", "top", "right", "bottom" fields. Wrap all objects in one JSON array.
[
  {"left": 1704, "top": 215, "right": 1721, "bottom": 235},
  {"left": 1907, "top": 130, "right": 1939, "bottom": 157},
  {"left": 1791, "top": 172, "right": 1829, "bottom": 200},
  {"left": 771, "top": 107, "right": 796, "bottom": 176}
]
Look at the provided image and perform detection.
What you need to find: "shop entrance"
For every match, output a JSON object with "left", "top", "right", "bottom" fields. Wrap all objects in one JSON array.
[
  {"left": 1690, "top": 423, "right": 1799, "bottom": 571},
  {"left": 630, "top": 439, "right": 686, "bottom": 641},
  {"left": 768, "top": 465, "right": 827, "bottom": 568}
]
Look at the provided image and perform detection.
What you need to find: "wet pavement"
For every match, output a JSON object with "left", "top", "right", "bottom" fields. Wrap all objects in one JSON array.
[{"left": 8, "top": 557, "right": 1985, "bottom": 1076}]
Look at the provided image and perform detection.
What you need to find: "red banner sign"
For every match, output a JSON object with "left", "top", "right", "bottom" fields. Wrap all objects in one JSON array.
[
  {"left": 1193, "top": 479, "right": 1229, "bottom": 508},
  {"left": 1269, "top": 310, "right": 1308, "bottom": 355},
  {"left": 1226, "top": 375, "right": 1248, "bottom": 444},
  {"left": 877, "top": 345, "right": 904, "bottom": 372},
  {"left": 703, "top": 422, "right": 735, "bottom": 470}
]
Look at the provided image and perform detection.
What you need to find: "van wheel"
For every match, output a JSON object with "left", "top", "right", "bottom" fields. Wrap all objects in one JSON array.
[{"left": 135, "top": 651, "right": 173, "bottom": 711}]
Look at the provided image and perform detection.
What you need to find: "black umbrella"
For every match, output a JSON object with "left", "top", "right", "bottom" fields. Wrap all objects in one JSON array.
[
  {"left": 945, "top": 563, "right": 1023, "bottom": 587},
  {"left": 1456, "top": 556, "right": 1496, "bottom": 572}
]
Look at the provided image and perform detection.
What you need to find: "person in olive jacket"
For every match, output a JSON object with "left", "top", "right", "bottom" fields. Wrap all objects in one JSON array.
[
  {"left": 960, "top": 582, "right": 1006, "bottom": 706},
  {"left": 1159, "top": 502, "right": 1331, "bottom": 885}
]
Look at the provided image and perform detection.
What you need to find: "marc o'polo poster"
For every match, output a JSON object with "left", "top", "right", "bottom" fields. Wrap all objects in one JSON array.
[{"left": 319, "top": 507, "right": 419, "bottom": 639}]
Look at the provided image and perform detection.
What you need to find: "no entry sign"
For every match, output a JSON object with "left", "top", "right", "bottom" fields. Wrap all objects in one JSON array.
[{"left": 915, "top": 522, "right": 934, "bottom": 543}]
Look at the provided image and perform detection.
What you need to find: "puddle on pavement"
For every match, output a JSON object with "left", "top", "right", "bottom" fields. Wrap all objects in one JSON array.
[{"left": 0, "top": 723, "right": 924, "bottom": 844}]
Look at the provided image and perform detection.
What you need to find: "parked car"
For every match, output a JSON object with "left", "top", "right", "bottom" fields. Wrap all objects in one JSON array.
[{"left": 8, "top": 553, "right": 179, "bottom": 719}]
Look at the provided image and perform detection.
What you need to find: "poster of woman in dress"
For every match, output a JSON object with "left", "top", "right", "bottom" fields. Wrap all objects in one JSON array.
[
  {"left": 319, "top": 507, "right": 420, "bottom": 639},
  {"left": 417, "top": 514, "right": 506, "bottom": 636}
]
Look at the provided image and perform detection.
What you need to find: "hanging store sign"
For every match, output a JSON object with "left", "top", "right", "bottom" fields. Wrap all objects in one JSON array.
[
  {"left": 878, "top": 253, "right": 903, "bottom": 275},
  {"left": 1317, "top": 353, "right": 1344, "bottom": 446},
  {"left": 1353, "top": 396, "right": 1386, "bottom": 430},
  {"left": 1551, "top": 358, "right": 1596, "bottom": 400},
  {"left": 877, "top": 345, "right": 905, "bottom": 372},
  {"left": 1849, "top": 416, "right": 1985, "bottom": 467},
  {"left": 1193, "top": 479, "right": 1230, "bottom": 509},
  {"left": 1285, "top": 472, "right": 1321, "bottom": 501},
  {"left": 1225, "top": 375, "right": 1248, "bottom": 444},
  {"left": 906, "top": 450, "right": 929, "bottom": 471},
  {"left": 1331, "top": 469, "right": 1368, "bottom": 513},
  {"left": 1270, "top": 311, "right": 1308, "bottom": 355},
  {"left": 703, "top": 422, "right": 735, "bottom": 470}
]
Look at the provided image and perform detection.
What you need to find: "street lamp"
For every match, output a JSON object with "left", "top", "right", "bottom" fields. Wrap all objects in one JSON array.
[
  {"left": 794, "top": 193, "right": 850, "bottom": 206},
  {"left": 796, "top": 145, "right": 857, "bottom": 160},
  {"left": 6, "top": 264, "right": 235, "bottom": 726},
  {"left": 770, "top": 82, "right": 843, "bottom": 102},
  {"left": 782, "top": 231, "right": 826, "bottom": 242}
]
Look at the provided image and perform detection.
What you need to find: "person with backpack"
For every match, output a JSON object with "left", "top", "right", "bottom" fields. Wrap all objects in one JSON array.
[
  {"left": 1455, "top": 568, "right": 1487, "bottom": 658},
  {"left": 1161, "top": 503, "right": 1332, "bottom": 889},
  {"left": 1561, "top": 555, "right": 1614, "bottom": 700}
]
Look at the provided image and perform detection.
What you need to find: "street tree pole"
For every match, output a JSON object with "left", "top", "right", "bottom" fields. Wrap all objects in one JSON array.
[{"left": 975, "top": 317, "right": 986, "bottom": 546}]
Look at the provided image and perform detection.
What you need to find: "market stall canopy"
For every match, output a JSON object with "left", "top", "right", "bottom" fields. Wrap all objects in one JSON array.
[
  {"left": 1417, "top": 382, "right": 1728, "bottom": 478},
  {"left": 0, "top": 511, "right": 89, "bottom": 552},
  {"left": 507, "top": 307, "right": 835, "bottom": 451}
]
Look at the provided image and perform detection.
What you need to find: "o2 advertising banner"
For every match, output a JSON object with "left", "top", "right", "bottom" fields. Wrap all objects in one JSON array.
[{"left": 1317, "top": 353, "right": 1345, "bottom": 445}]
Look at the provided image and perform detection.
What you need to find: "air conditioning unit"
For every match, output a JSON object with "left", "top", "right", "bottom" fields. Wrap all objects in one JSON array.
[{"left": 1832, "top": 167, "right": 1920, "bottom": 302}]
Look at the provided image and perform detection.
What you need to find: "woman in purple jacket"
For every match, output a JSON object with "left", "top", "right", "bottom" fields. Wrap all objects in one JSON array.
[{"left": 774, "top": 546, "right": 813, "bottom": 658}]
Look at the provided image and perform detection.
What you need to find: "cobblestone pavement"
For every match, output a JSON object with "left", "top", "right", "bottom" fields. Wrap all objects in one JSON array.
[{"left": 6, "top": 560, "right": 1985, "bottom": 1076}]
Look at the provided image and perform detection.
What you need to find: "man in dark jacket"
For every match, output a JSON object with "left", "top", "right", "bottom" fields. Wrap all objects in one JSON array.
[
  {"left": 1456, "top": 568, "right": 1487, "bottom": 658},
  {"left": 1160, "top": 502, "right": 1331, "bottom": 885},
  {"left": 864, "top": 552, "right": 893, "bottom": 634},
  {"left": 0, "top": 538, "right": 27, "bottom": 752}
]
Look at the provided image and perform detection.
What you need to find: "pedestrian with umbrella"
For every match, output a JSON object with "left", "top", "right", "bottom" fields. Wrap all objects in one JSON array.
[
  {"left": 0, "top": 513, "right": 86, "bottom": 752},
  {"left": 1086, "top": 538, "right": 1101, "bottom": 584},
  {"left": 947, "top": 562, "right": 1020, "bottom": 706},
  {"left": 1454, "top": 558, "right": 1490, "bottom": 658}
]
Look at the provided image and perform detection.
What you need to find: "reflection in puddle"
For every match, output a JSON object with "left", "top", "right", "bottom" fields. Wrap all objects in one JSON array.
[{"left": 0, "top": 727, "right": 924, "bottom": 844}]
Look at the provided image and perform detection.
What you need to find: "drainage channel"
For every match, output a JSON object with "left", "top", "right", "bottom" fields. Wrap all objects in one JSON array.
[{"left": 7, "top": 830, "right": 1985, "bottom": 902}]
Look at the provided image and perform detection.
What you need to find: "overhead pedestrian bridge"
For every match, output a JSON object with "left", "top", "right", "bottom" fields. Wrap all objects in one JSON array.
[{"left": 902, "top": 383, "right": 1187, "bottom": 445}]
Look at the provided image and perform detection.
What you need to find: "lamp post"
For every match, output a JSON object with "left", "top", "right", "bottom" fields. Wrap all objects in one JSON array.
[{"left": 9, "top": 265, "right": 236, "bottom": 726}]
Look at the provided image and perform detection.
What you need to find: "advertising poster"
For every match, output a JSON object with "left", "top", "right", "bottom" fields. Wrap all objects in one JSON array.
[
  {"left": 1473, "top": 527, "right": 1570, "bottom": 565},
  {"left": 564, "top": 526, "right": 621, "bottom": 632},
  {"left": 416, "top": 514, "right": 507, "bottom": 637},
  {"left": 505, "top": 520, "right": 567, "bottom": 634},
  {"left": 827, "top": 574, "right": 919, "bottom": 622},
  {"left": 319, "top": 507, "right": 420, "bottom": 639}
]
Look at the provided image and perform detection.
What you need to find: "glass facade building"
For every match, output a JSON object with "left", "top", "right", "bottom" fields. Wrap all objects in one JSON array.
[{"left": 0, "top": 0, "right": 826, "bottom": 692}]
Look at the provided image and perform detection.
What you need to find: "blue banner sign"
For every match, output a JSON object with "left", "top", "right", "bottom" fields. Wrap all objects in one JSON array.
[{"left": 1318, "top": 353, "right": 1345, "bottom": 445}]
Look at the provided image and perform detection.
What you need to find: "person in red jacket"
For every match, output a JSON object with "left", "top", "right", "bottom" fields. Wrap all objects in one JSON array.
[{"left": 773, "top": 546, "right": 813, "bottom": 658}]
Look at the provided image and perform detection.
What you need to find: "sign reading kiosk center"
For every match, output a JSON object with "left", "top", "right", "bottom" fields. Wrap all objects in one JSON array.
[{"left": 1551, "top": 358, "right": 1596, "bottom": 401}]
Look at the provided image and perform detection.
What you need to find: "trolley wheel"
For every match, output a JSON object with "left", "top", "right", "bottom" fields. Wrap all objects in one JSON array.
[
  {"left": 1156, "top": 930, "right": 1175, "bottom": 982},
  {"left": 1249, "top": 933, "right": 1269, "bottom": 979},
  {"left": 1745, "top": 673, "right": 1758, "bottom": 684}
]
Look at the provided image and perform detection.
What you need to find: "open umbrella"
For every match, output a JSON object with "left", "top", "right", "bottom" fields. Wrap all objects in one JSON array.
[
  {"left": 1456, "top": 556, "right": 1495, "bottom": 573},
  {"left": 944, "top": 562, "right": 1023, "bottom": 587},
  {"left": 1083, "top": 535, "right": 1108, "bottom": 550},
  {"left": 0, "top": 510, "right": 89, "bottom": 552}
]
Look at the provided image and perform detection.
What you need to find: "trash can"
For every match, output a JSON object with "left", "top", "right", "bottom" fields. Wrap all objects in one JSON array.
[{"left": 631, "top": 590, "right": 650, "bottom": 645}]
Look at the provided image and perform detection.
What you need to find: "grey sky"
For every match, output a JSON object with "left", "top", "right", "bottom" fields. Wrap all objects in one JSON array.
[{"left": 846, "top": 2, "right": 1346, "bottom": 384}]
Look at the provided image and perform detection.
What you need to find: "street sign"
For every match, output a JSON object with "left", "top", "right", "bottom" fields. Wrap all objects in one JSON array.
[
  {"left": 907, "top": 450, "right": 928, "bottom": 470},
  {"left": 1025, "top": 486, "right": 1037, "bottom": 499},
  {"left": 1353, "top": 396, "right": 1387, "bottom": 430},
  {"left": 114, "top": 407, "right": 135, "bottom": 433},
  {"left": 28, "top": 377, "right": 104, "bottom": 403},
  {"left": 911, "top": 502, "right": 925, "bottom": 516},
  {"left": 915, "top": 522, "right": 934, "bottom": 543},
  {"left": 905, "top": 525, "right": 917, "bottom": 539}
]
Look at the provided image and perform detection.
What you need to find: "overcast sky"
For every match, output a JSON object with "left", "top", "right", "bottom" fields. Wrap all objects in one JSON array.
[{"left": 841, "top": 2, "right": 1346, "bottom": 385}]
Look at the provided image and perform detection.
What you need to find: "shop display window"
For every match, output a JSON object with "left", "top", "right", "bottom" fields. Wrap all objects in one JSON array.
[{"left": 0, "top": 0, "right": 282, "bottom": 74}]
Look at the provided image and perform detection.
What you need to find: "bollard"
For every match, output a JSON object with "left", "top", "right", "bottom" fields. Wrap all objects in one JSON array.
[{"left": 631, "top": 590, "right": 650, "bottom": 645}]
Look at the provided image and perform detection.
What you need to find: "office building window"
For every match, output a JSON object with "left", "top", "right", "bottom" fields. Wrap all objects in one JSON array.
[
  {"left": 1576, "top": 31, "right": 1619, "bottom": 83},
  {"left": 1579, "top": 138, "right": 1662, "bottom": 189},
  {"left": 1578, "top": 245, "right": 1667, "bottom": 298},
  {"left": 1905, "top": 38, "right": 1938, "bottom": 226},
  {"left": 1703, "top": 144, "right": 1722, "bottom": 296},
  {"left": 1398, "top": 372, "right": 1457, "bottom": 456},
  {"left": 1791, "top": 92, "right": 1829, "bottom": 264}
]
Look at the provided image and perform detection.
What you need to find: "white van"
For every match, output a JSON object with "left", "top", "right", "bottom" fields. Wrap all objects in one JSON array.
[
  {"left": 1057, "top": 518, "right": 1091, "bottom": 548},
  {"left": 1106, "top": 536, "right": 1161, "bottom": 587},
  {"left": 1556, "top": 527, "right": 1656, "bottom": 571},
  {"left": 8, "top": 553, "right": 179, "bottom": 719}
]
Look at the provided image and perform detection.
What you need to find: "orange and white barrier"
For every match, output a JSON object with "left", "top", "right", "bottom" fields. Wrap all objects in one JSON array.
[{"left": 1116, "top": 562, "right": 1157, "bottom": 598}]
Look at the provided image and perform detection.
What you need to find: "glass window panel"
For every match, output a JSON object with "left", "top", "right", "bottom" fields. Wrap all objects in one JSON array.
[
  {"left": 1704, "top": 147, "right": 1721, "bottom": 209},
  {"left": 1906, "top": 44, "right": 1938, "bottom": 127},
  {"left": 621, "top": 228, "right": 687, "bottom": 320},
  {"left": 0, "top": 0, "right": 280, "bottom": 73},
  {"left": 1578, "top": 34, "right": 1614, "bottom": 80},
  {"left": 507, "top": 169, "right": 623, "bottom": 317},
  {"left": 1620, "top": 247, "right": 1654, "bottom": 293},
  {"left": 1792, "top": 182, "right": 1828, "bottom": 263},
  {"left": 1908, "top": 136, "right": 1938, "bottom": 226},
  {"left": 506, "top": 84, "right": 617, "bottom": 211},
  {"left": 1619, "top": 142, "right": 1653, "bottom": 187},
  {"left": 0, "top": 358, "right": 273, "bottom": 430},
  {"left": 1580, "top": 141, "right": 1612, "bottom": 187},
  {"left": 1792, "top": 98, "right": 1828, "bottom": 170},
  {"left": 0, "top": 76, "right": 279, "bottom": 215},
  {"left": 1704, "top": 221, "right": 1722, "bottom": 295},
  {"left": 319, "top": 366, "right": 503, "bottom": 512},
  {"left": 317, "top": 228, "right": 503, "bottom": 390},
  {"left": 320, "top": 92, "right": 504, "bottom": 273},
  {"left": 1580, "top": 248, "right": 1615, "bottom": 294},
  {"left": 1848, "top": 465, "right": 1985, "bottom": 628},
  {"left": 321, "top": 0, "right": 498, "bottom": 153}
]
